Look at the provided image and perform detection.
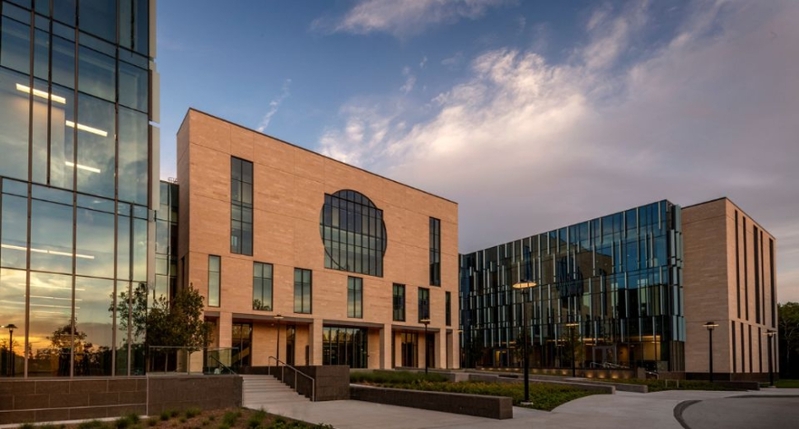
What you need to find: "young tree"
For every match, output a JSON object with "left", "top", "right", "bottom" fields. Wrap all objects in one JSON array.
[
  {"left": 146, "top": 286, "right": 210, "bottom": 351},
  {"left": 778, "top": 302, "right": 799, "bottom": 376}
]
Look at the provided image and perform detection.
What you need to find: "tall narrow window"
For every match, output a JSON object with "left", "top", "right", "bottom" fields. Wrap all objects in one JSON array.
[
  {"left": 253, "top": 262, "right": 273, "bottom": 311},
  {"left": 418, "top": 287, "right": 430, "bottom": 322},
  {"left": 294, "top": 268, "right": 312, "bottom": 314},
  {"left": 770, "top": 239, "right": 776, "bottom": 326},
  {"left": 430, "top": 217, "right": 441, "bottom": 286},
  {"left": 445, "top": 291, "right": 452, "bottom": 326},
  {"left": 393, "top": 283, "right": 405, "bottom": 322},
  {"left": 347, "top": 277, "right": 363, "bottom": 318},
  {"left": 208, "top": 255, "right": 221, "bottom": 307},
  {"left": 231, "top": 157, "right": 253, "bottom": 255},
  {"left": 754, "top": 226, "right": 760, "bottom": 324}
]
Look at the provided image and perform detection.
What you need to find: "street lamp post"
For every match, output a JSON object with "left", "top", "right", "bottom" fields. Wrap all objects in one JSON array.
[
  {"left": 274, "top": 314, "right": 284, "bottom": 364},
  {"left": 512, "top": 281, "right": 536, "bottom": 404},
  {"left": 565, "top": 322, "right": 578, "bottom": 378},
  {"left": 420, "top": 318, "right": 431, "bottom": 374},
  {"left": 704, "top": 322, "right": 718, "bottom": 382},
  {"left": 765, "top": 330, "right": 776, "bottom": 387},
  {"left": 6, "top": 324, "right": 17, "bottom": 377}
]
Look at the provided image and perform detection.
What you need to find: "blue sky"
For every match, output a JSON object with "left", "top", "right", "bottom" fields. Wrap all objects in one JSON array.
[{"left": 157, "top": 1, "right": 799, "bottom": 302}]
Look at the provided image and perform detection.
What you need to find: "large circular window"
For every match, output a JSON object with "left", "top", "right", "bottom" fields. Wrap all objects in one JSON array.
[{"left": 320, "top": 190, "right": 387, "bottom": 277}]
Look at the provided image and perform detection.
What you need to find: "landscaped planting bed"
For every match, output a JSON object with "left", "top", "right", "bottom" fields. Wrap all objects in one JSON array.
[
  {"left": 14, "top": 408, "right": 332, "bottom": 429},
  {"left": 351, "top": 371, "right": 606, "bottom": 411}
]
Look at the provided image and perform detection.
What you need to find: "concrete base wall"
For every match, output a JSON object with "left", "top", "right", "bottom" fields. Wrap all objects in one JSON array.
[
  {"left": 350, "top": 385, "right": 513, "bottom": 419},
  {"left": 0, "top": 376, "right": 242, "bottom": 426}
]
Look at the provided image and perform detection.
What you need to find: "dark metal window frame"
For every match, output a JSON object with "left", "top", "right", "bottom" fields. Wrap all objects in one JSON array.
[
  {"left": 230, "top": 156, "right": 253, "bottom": 256},
  {"left": 393, "top": 283, "right": 405, "bottom": 322},
  {"left": 347, "top": 276, "right": 363, "bottom": 318},
  {"left": 429, "top": 217, "right": 441, "bottom": 286}
]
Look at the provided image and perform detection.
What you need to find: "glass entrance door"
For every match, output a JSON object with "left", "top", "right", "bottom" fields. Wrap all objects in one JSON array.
[{"left": 231, "top": 323, "right": 252, "bottom": 368}]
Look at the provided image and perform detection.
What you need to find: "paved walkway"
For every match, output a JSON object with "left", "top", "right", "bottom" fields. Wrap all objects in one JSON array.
[
  {"left": 678, "top": 389, "right": 799, "bottom": 429},
  {"left": 256, "top": 388, "right": 799, "bottom": 429}
]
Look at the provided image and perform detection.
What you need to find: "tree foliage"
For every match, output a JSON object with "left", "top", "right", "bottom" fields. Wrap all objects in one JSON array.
[
  {"left": 778, "top": 302, "right": 799, "bottom": 375},
  {"left": 146, "top": 286, "right": 210, "bottom": 351}
]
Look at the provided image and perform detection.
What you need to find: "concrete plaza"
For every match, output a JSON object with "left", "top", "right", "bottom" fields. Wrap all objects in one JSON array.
[{"left": 259, "top": 387, "right": 799, "bottom": 429}]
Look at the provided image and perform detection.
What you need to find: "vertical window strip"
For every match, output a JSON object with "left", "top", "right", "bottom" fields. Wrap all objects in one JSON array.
[
  {"left": 735, "top": 211, "right": 740, "bottom": 318},
  {"left": 418, "top": 287, "right": 430, "bottom": 322},
  {"left": 208, "top": 255, "right": 220, "bottom": 307},
  {"left": 743, "top": 218, "right": 749, "bottom": 321},
  {"left": 348, "top": 276, "right": 363, "bottom": 318},
  {"left": 294, "top": 268, "right": 312, "bottom": 314},
  {"left": 731, "top": 320, "right": 737, "bottom": 373},
  {"left": 252, "top": 262, "right": 273, "bottom": 311},
  {"left": 760, "top": 231, "right": 765, "bottom": 326},
  {"left": 754, "top": 226, "right": 760, "bottom": 324},
  {"left": 748, "top": 324, "right": 753, "bottom": 373},
  {"left": 230, "top": 157, "right": 253, "bottom": 255},
  {"left": 770, "top": 239, "right": 776, "bottom": 327},
  {"left": 393, "top": 283, "right": 405, "bottom": 322},
  {"left": 445, "top": 291, "right": 451, "bottom": 326},
  {"left": 430, "top": 217, "right": 441, "bottom": 286}
]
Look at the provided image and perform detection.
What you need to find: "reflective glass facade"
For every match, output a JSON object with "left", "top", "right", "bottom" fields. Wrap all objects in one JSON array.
[
  {"left": 0, "top": 0, "right": 156, "bottom": 377},
  {"left": 460, "top": 201, "right": 685, "bottom": 372}
]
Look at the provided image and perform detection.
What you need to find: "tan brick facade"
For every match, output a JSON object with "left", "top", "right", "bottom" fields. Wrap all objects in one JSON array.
[
  {"left": 176, "top": 109, "right": 459, "bottom": 370},
  {"left": 683, "top": 198, "right": 778, "bottom": 379}
]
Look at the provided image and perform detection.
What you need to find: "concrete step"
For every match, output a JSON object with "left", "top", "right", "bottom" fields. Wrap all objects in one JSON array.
[{"left": 241, "top": 374, "right": 310, "bottom": 408}]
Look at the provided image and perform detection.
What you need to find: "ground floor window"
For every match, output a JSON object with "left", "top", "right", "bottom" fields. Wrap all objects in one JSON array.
[
  {"left": 322, "top": 326, "right": 368, "bottom": 368},
  {"left": 400, "top": 332, "right": 418, "bottom": 368}
]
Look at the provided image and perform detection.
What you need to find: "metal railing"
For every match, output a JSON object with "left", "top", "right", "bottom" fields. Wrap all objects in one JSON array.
[
  {"left": 267, "top": 356, "right": 315, "bottom": 402},
  {"left": 589, "top": 361, "right": 629, "bottom": 369},
  {"left": 208, "top": 353, "right": 237, "bottom": 375}
]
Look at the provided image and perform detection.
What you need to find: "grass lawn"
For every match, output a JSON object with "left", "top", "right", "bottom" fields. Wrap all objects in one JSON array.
[
  {"left": 351, "top": 370, "right": 606, "bottom": 411},
  {"left": 15, "top": 408, "right": 332, "bottom": 429},
  {"left": 775, "top": 379, "right": 799, "bottom": 388}
]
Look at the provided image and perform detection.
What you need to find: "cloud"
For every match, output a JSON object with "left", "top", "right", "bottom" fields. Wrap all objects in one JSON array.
[
  {"left": 441, "top": 52, "right": 465, "bottom": 69},
  {"left": 317, "top": 1, "right": 799, "bottom": 301},
  {"left": 400, "top": 66, "right": 416, "bottom": 94},
  {"left": 256, "top": 79, "right": 292, "bottom": 132},
  {"left": 419, "top": 56, "right": 428, "bottom": 69},
  {"left": 312, "top": 0, "right": 511, "bottom": 39}
]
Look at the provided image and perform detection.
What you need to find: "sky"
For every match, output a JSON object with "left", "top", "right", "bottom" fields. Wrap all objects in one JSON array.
[{"left": 157, "top": 0, "right": 799, "bottom": 302}]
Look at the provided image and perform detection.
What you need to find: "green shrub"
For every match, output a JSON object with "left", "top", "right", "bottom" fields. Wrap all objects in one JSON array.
[
  {"left": 201, "top": 419, "right": 210, "bottom": 427},
  {"left": 78, "top": 420, "right": 109, "bottom": 429},
  {"left": 246, "top": 409, "right": 266, "bottom": 428},
  {"left": 222, "top": 410, "right": 241, "bottom": 427},
  {"left": 185, "top": 407, "right": 202, "bottom": 419},
  {"left": 169, "top": 410, "right": 179, "bottom": 418},
  {"left": 114, "top": 416, "right": 132, "bottom": 429},
  {"left": 126, "top": 413, "right": 141, "bottom": 424},
  {"left": 217, "top": 424, "right": 230, "bottom": 429},
  {"left": 17, "top": 424, "right": 35, "bottom": 429},
  {"left": 350, "top": 370, "right": 449, "bottom": 385},
  {"left": 160, "top": 411, "right": 171, "bottom": 421},
  {"left": 147, "top": 418, "right": 157, "bottom": 427}
]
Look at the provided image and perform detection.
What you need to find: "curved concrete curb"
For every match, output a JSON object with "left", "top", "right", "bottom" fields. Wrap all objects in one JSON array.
[{"left": 673, "top": 399, "right": 701, "bottom": 429}]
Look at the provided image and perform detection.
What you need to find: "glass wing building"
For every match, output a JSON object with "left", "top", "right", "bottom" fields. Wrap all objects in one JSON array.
[
  {"left": 460, "top": 200, "right": 685, "bottom": 372},
  {"left": 0, "top": 0, "right": 158, "bottom": 377}
]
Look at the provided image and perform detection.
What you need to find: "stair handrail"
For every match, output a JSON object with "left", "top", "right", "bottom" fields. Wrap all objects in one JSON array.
[
  {"left": 208, "top": 353, "right": 237, "bottom": 375},
  {"left": 267, "top": 356, "right": 315, "bottom": 402}
]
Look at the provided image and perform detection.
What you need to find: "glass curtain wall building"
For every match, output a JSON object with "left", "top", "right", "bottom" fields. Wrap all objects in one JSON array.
[
  {"left": 0, "top": 0, "right": 157, "bottom": 377},
  {"left": 460, "top": 201, "right": 685, "bottom": 372}
]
